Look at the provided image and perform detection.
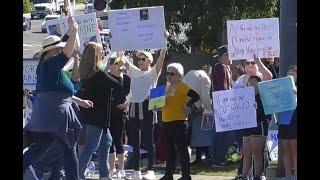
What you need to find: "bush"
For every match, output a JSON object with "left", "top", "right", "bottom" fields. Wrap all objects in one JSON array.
[{"left": 23, "top": 0, "right": 31, "bottom": 13}]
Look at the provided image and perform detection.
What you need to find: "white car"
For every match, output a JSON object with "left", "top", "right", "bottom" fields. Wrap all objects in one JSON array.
[{"left": 41, "top": 14, "right": 61, "bottom": 33}]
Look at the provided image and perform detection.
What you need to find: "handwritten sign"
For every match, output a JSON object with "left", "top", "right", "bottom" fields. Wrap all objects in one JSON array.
[
  {"left": 212, "top": 87, "right": 257, "bottom": 132},
  {"left": 108, "top": 6, "right": 166, "bottom": 51},
  {"left": 201, "top": 113, "right": 214, "bottom": 131},
  {"left": 227, "top": 18, "right": 280, "bottom": 60},
  {"left": 46, "top": 13, "right": 101, "bottom": 52},
  {"left": 258, "top": 76, "right": 297, "bottom": 115},
  {"left": 148, "top": 85, "right": 166, "bottom": 110},
  {"left": 266, "top": 130, "right": 278, "bottom": 161},
  {"left": 23, "top": 60, "right": 38, "bottom": 90}
]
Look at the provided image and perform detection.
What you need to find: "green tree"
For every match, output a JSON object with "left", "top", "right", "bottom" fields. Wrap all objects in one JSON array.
[
  {"left": 23, "top": 0, "right": 32, "bottom": 13},
  {"left": 109, "top": 0, "right": 280, "bottom": 53}
]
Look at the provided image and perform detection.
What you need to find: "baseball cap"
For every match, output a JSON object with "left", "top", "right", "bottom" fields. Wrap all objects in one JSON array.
[{"left": 213, "top": 45, "right": 228, "bottom": 58}]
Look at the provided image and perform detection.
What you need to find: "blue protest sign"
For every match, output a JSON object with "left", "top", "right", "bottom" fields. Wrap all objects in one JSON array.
[{"left": 258, "top": 76, "right": 297, "bottom": 115}]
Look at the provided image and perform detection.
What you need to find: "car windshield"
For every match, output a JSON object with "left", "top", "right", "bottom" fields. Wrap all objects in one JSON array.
[
  {"left": 33, "top": 0, "right": 52, "bottom": 3},
  {"left": 45, "top": 17, "right": 59, "bottom": 20}
]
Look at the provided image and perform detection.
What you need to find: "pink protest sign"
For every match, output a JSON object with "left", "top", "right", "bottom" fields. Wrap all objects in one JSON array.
[{"left": 227, "top": 18, "right": 280, "bottom": 60}]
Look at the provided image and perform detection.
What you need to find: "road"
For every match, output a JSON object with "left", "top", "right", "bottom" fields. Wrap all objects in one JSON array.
[{"left": 23, "top": 5, "right": 85, "bottom": 58}]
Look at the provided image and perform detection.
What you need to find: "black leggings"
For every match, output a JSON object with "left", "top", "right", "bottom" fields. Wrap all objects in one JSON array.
[{"left": 109, "top": 110, "right": 126, "bottom": 154}]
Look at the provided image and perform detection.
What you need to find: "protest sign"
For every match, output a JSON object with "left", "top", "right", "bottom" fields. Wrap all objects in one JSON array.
[
  {"left": 266, "top": 130, "right": 278, "bottom": 161},
  {"left": 46, "top": 12, "right": 101, "bottom": 52},
  {"left": 201, "top": 113, "right": 214, "bottom": 131},
  {"left": 227, "top": 18, "right": 280, "bottom": 60},
  {"left": 108, "top": 6, "right": 166, "bottom": 51},
  {"left": 212, "top": 87, "right": 257, "bottom": 132},
  {"left": 23, "top": 59, "right": 38, "bottom": 90},
  {"left": 258, "top": 76, "right": 297, "bottom": 115},
  {"left": 148, "top": 85, "right": 166, "bottom": 110}
]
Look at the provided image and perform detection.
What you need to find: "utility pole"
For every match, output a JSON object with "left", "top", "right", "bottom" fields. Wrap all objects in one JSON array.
[
  {"left": 279, "top": 0, "right": 297, "bottom": 77},
  {"left": 277, "top": 0, "right": 297, "bottom": 178}
]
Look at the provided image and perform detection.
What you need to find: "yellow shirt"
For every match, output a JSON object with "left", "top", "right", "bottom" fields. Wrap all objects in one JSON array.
[{"left": 162, "top": 82, "right": 190, "bottom": 122}]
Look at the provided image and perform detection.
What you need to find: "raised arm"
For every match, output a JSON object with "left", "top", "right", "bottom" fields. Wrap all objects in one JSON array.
[
  {"left": 254, "top": 55, "right": 273, "bottom": 81},
  {"left": 118, "top": 52, "right": 140, "bottom": 76},
  {"left": 63, "top": 17, "right": 78, "bottom": 58},
  {"left": 71, "top": 50, "right": 80, "bottom": 82},
  {"left": 155, "top": 31, "right": 170, "bottom": 75}
]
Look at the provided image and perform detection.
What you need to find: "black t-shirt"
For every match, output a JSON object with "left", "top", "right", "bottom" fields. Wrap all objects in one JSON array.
[
  {"left": 109, "top": 73, "right": 131, "bottom": 111},
  {"left": 78, "top": 71, "right": 120, "bottom": 128},
  {"left": 256, "top": 94, "right": 271, "bottom": 122}
]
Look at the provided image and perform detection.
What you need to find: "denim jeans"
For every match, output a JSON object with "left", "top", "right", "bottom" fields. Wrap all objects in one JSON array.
[
  {"left": 78, "top": 125, "right": 112, "bottom": 179},
  {"left": 23, "top": 131, "right": 79, "bottom": 180}
]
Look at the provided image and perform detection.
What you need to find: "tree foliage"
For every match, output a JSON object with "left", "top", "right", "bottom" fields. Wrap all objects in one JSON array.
[
  {"left": 23, "top": 0, "right": 32, "bottom": 13},
  {"left": 109, "top": 0, "right": 280, "bottom": 53}
]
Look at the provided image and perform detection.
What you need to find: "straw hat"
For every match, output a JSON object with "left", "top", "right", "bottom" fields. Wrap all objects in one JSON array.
[{"left": 38, "top": 35, "right": 66, "bottom": 58}]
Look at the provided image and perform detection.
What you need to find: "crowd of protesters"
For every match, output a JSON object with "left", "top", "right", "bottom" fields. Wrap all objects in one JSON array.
[{"left": 23, "top": 12, "right": 296, "bottom": 180}]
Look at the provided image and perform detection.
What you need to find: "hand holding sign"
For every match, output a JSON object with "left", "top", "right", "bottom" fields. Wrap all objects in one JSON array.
[{"left": 67, "top": 16, "right": 78, "bottom": 34}]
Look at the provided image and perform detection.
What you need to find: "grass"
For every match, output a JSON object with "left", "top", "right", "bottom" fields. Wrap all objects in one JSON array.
[{"left": 152, "top": 160, "right": 238, "bottom": 177}]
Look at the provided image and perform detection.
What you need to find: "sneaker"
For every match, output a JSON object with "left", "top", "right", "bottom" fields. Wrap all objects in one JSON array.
[
  {"left": 29, "top": 164, "right": 44, "bottom": 180},
  {"left": 110, "top": 168, "right": 116, "bottom": 175},
  {"left": 132, "top": 170, "right": 142, "bottom": 180},
  {"left": 142, "top": 170, "right": 155, "bottom": 180},
  {"left": 125, "top": 170, "right": 142, "bottom": 180},
  {"left": 112, "top": 169, "right": 125, "bottom": 179}
]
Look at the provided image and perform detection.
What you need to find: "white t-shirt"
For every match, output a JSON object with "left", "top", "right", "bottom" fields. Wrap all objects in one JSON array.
[
  {"left": 127, "top": 63, "right": 159, "bottom": 103},
  {"left": 233, "top": 73, "right": 263, "bottom": 89}
]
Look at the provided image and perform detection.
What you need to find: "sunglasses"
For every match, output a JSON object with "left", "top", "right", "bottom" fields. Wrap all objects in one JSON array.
[
  {"left": 245, "top": 61, "right": 256, "bottom": 65},
  {"left": 166, "top": 72, "right": 176, "bottom": 76},
  {"left": 138, "top": 58, "right": 147, "bottom": 61}
]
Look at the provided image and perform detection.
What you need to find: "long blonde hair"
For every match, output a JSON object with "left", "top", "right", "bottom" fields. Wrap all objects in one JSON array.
[{"left": 79, "top": 42, "right": 102, "bottom": 80}]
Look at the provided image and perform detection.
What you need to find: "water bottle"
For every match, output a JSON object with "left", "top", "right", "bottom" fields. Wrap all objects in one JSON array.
[{"left": 87, "top": 161, "right": 95, "bottom": 177}]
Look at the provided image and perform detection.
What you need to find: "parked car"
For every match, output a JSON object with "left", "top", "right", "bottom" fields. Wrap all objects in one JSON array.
[
  {"left": 23, "top": 17, "right": 31, "bottom": 31},
  {"left": 41, "top": 14, "right": 61, "bottom": 33}
]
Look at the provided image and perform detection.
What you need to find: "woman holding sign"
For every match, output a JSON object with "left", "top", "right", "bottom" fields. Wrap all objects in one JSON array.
[
  {"left": 159, "top": 63, "right": 199, "bottom": 180},
  {"left": 278, "top": 65, "right": 297, "bottom": 179},
  {"left": 23, "top": 17, "right": 93, "bottom": 180},
  {"left": 117, "top": 31, "right": 169, "bottom": 180},
  {"left": 233, "top": 55, "right": 272, "bottom": 179},
  {"left": 239, "top": 76, "right": 271, "bottom": 180},
  {"left": 233, "top": 55, "right": 273, "bottom": 89}
]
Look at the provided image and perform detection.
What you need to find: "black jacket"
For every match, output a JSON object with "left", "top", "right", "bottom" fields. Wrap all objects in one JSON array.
[{"left": 78, "top": 71, "right": 120, "bottom": 129}]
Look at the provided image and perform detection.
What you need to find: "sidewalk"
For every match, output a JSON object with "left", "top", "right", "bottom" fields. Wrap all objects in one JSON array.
[{"left": 24, "top": 169, "right": 234, "bottom": 180}]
